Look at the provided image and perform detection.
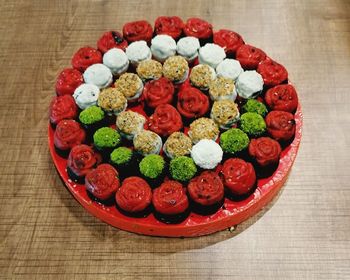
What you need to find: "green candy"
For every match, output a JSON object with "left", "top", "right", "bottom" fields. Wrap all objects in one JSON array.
[
  {"left": 139, "top": 155, "right": 165, "bottom": 179},
  {"left": 110, "top": 147, "right": 133, "bottom": 165},
  {"left": 242, "top": 99, "right": 268, "bottom": 117},
  {"left": 240, "top": 112, "right": 266, "bottom": 137},
  {"left": 220, "top": 128, "right": 250, "bottom": 154},
  {"left": 79, "top": 106, "right": 104, "bottom": 125},
  {"left": 93, "top": 127, "right": 121, "bottom": 149},
  {"left": 170, "top": 156, "right": 197, "bottom": 182}
]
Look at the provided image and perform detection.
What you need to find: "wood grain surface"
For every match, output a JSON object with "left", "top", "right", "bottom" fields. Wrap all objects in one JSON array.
[{"left": 0, "top": 0, "right": 349, "bottom": 279}]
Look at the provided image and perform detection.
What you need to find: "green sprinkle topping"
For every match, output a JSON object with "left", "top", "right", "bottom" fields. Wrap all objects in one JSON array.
[
  {"left": 240, "top": 112, "right": 266, "bottom": 137},
  {"left": 220, "top": 128, "right": 250, "bottom": 154},
  {"left": 79, "top": 106, "right": 104, "bottom": 125},
  {"left": 93, "top": 127, "right": 121, "bottom": 149},
  {"left": 110, "top": 147, "right": 133, "bottom": 165},
  {"left": 170, "top": 156, "right": 197, "bottom": 182},
  {"left": 139, "top": 155, "right": 165, "bottom": 179},
  {"left": 242, "top": 99, "right": 268, "bottom": 117}
]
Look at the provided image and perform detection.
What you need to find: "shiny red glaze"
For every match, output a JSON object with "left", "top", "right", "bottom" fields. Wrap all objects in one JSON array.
[
  {"left": 266, "top": 111, "right": 296, "bottom": 142},
  {"left": 97, "top": 31, "right": 128, "bottom": 53},
  {"left": 49, "top": 95, "right": 78, "bottom": 125},
  {"left": 154, "top": 16, "right": 184, "bottom": 39},
  {"left": 183, "top": 18, "right": 213, "bottom": 39},
  {"left": 265, "top": 84, "right": 298, "bottom": 112},
  {"left": 248, "top": 137, "right": 282, "bottom": 167},
  {"left": 188, "top": 171, "right": 224, "bottom": 206},
  {"left": 148, "top": 104, "right": 183, "bottom": 137},
  {"left": 257, "top": 58, "right": 288, "bottom": 86},
  {"left": 55, "top": 68, "right": 83, "bottom": 96},
  {"left": 67, "top": 144, "right": 102, "bottom": 178},
  {"left": 54, "top": 120, "right": 86, "bottom": 151},
  {"left": 221, "top": 158, "right": 256, "bottom": 196},
  {"left": 122, "top": 20, "right": 153, "bottom": 43},
  {"left": 236, "top": 44, "right": 267, "bottom": 70},
  {"left": 177, "top": 86, "right": 209, "bottom": 118},
  {"left": 152, "top": 181, "right": 189, "bottom": 215},
  {"left": 115, "top": 177, "right": 152, "bottom": 213},
  {"left": 143, "top": 77, "right": 175, "bottom": 108},
  {"left": 71, "top": 46, "right": 102, "bottom": 72},
  {"left": 85, "top": 164, "right": 120, "bottom": 201},
  {"left": 213, "top": 29, "right": 244, "bottom": 56}
]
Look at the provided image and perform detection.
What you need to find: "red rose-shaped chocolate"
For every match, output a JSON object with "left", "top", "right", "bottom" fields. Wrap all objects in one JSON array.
[
  {"left": 248, "top": 137, "right": 282, "bottom": 167},
  {"left": 265, "top": 84, "right": 298, "bottom": 113},
  {"left": 188, "top": 171, "right": 224, "bottom": 206},
  {"left": 221, "top": 158, "right": 256, "bottom": 196},
  {"left": 236, "top": 44, "right": 267, "bottom": 70},
  {"left": 55, "top": 68, "right": 83, "bottom": 96},
  {"left": 97, "top": 31, "right": 128, "bottom": 53},
  {"left": 154, "top": 16, "right": 184, "bottom": 39},
  {"left": 122, "top": 20, "right": 153, "bottom": 43},
  {"left": 71, "top": 47, "right": 102, "bottom": 72},
  {"left": 152, "top": 181, "right": 189, "bottom": 215},
  {"left": 148, "top": 104, "right": 183, "bottom": 137},
  {"left": 177, "top": 86, "right": 209, "bottom": 118},
  {"left": 116, "top": 177, "right": 152, "bottom": 213},
  {"left": 54, "top": 120, "right": 86, "bottom": 152},
  {"left": 213, "top": 29, "right": 244, "bottom": 56},
  {"left": 265, "top": 111, "right": 296, "bottom": 142},
  {"left": 49, "top": 95, "right": 78, "bottom": 126},
  {"left": 143, "top": 77, "right": 175, "bottom": 108},
  {"left": 183, "top": 18, "right": 213, "bottom": 40},
  {"left": 257, "top": 58, "right": 288, "bottom": 87},
  {"left": 67, "top": 144, "right": 102, "bottom": 179},
  {"left": 85, "top": 164, "right": 120, "bottom": 201}
]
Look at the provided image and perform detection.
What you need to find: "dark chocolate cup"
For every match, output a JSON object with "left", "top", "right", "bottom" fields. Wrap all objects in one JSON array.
[
  {"left": 222, "top": 149, "right": 250, "bottom": 162},
  {"left": 110, "top": 153, "right": 140, "bottom": 180},
  {"left": 224, "top": 183, "right": 257, "bottom": 202},
  {"left": 153, "top": 207, "right": 190, "bottom": 224},
  {"left": 253, "top": 161, "right": 279, "bottom": 179},
  {"left": 189, "top": 198, "right": 224, "bottom": 216},
  {"left": 86, "top": 190, "right": 116, "bottom": 206},
  {"left": 116, "top": 203, "right": 152, "bottom": 218},
  {"left": 81, "top": 118, "right": 107, "bottom": 142},
  {"left": 66, "top": 166, "right": 85, "bottom": 184},
  {"left": 54, "top": 145, "right": 70, "bottom": 158},
  {"left": 94, "top": 145, "right": 116, "bottom": 162}
]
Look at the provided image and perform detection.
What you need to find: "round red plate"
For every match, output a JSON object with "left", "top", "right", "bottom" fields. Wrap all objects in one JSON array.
[{"left": 48, "top": 104, "right": 302, "bottom": 237}]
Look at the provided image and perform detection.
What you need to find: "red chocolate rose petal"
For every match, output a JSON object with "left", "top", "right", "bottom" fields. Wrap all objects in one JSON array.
[
  {"left": 152, "top": 181, "right": 189, "bottom": 215},
  {"left": 148, "top": 104, "right": 183, "bottom": 137},
  {"left": 49, "top": 95, "right": 78, "bottom": 126},
  {"left": 154, "top": 16, "right": 184, "bottom": 39},
  {"left": 97, "top": 31, "right": 128, "bottom": 53},
  {"left": 265, "top": 84, "right": 298, "bottom": 113},
  {"left": 54, "top": 120, "right": 86, "bottom": 151},
  {"left": 248, "top": 137, "right": 282, "bottom": 167},
  {"left": 183, "top": 18, "right": 213, "bottom": 39},
  {"left": 55, "top": 68, "right": 83, "bottom": 96},
  {"left": 177, "top": 86, "right": 209, "bottom": 118},
  {"left": 257, "top": 58, "right": 288, "bottom": 87},
  {"left": 213, "top": 29, "right": 244, "bottom": 56},
  {"left": 236, "top": 44, "right": 267, "bottom": 70},
  {"left": 71, "top": 46, "right": 102, "bottom": 72},
  {"left": 143, "top": 77, "right": 175, "bottom": 108},
  {"left": 221, "top": 158, "right": 256, "bottom": 196},
  {"left": 265, "top": 111, "right": 296, "bottom": 141},
  {"left": 85, "top": 164, "right": 120, "bottom": 201},
  {"left": 188, "top": 171, "right": 224, "bottom": 206},
  {"left": 122, "top": 20, "right": 153, "bottom": 43}
]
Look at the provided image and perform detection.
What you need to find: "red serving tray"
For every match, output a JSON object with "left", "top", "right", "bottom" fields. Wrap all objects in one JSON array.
[{"left": 48, "top": 103, "right": 302, "bottom": 237}]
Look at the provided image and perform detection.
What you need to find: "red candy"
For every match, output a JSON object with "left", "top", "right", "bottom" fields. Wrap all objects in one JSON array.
[
  {"left": 54, "top": 120, "right": 86, "bottom": 151},
  {"left": 265, "top": 84, "right": 298, "bottom": 113},
  {"left": 85, "top": 164, "right": 120, "bottom": 200},
  {"left": 183, "top": 18, "right": 213, "bottom": 40},
  {"left": 188, "top": 171, "right": 224, "bottom": 206},
  {"left": 177, "top": 86, "right": 209, "bottom": 118},
  {"left": 265, "top": 111, "right": 296, "bottom": 142},
  {"left": 97, "top": 31, "right": 128, "bottom": 53},
  {"left": 67, "top": 144, "right": 102, "bottom": 178},
  {"left": 71, "top": 47, "right": 102, "bottom": 72},
  {"left": 248, "top": 137, "right": 282, "bottom": 167},
  {"left": 49, "top": 95, "right": 78, "bottom": 126},
  {"left": 148, "top": 104, "right": 183, "bottom": 137},
  {"left": 152, "top": 181, "right": 189, "bottom": 215},
  {"left": 154, "top": 16, "right": 184, "bottom": 39},
  {"left": 55, "top": 68, "right": 83, "bottom": 96},
  {"left": 122, "top": 20, "right": 153, "bottom": 43},
  {"left": 236, "top": 44, "right": 267, "bottom": 70},
  {"left": 221, "top": 158, "right": 256, "bottom": 196},
  {"left": 116, "top": 177, "right": 152, "bottom": 213},
  {"left": 257, "top": 58, "right": 288, "bottom": 87},
  {"left": 213, "top": 29, "right": 244, "bottom": 56},
  {"left": 143, "top": 77, "right": 175, "bottom": 108}
]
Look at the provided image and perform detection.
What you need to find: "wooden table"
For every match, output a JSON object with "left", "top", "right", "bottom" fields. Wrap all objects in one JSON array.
[{"left": 1, "top": 0, "right": 349, "bottom": 279}]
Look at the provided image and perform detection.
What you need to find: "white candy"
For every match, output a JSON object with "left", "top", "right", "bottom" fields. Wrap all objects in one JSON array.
[
  {"left": 83, "top": 64, "right": 113, "bottom": 89},
  {"left": 103, "top": 48, "right": 129, "bottom": 76},
  {"left": 151, "top": 35, "right": 177, "bottom": 62},
  {"left": 73, "top": 84, "right": 100, "bottom": 109},
  {"left": 126, "top": 41, "right": 152, "bottom": 66},
  {"left": 216, "top": 59, "right": 243, "bottom": 81},
  {"left": 198, "top": 43, "right": 226, "bottom": 68},
  {"left": 236, "top": 70, "right": 264, "bottom": 99},
  {"left": 191, "top": 139, "right": 223, "bottom": 169},
  {"left": 177, "top": 37, "right": 200, "bottom": 62}
]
